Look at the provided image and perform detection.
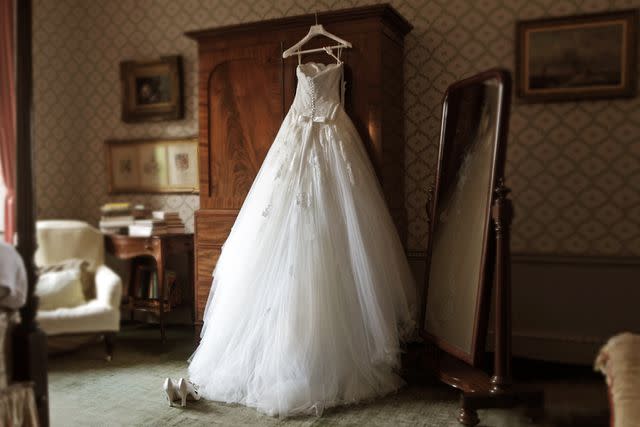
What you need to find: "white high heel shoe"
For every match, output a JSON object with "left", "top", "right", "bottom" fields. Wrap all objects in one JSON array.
[
  {"left": 177, "top": 378, "right": 200, "bottom": 407},
  {"left": 163, "top": 378, "right": 180, "bottom": 407}
]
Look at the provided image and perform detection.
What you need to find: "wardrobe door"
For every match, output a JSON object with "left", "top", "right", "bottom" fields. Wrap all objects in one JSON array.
[
  {"left": 194, "top": 42, "right": 285, "bottom": 327},
  {"left": 199, "top": 43, "right": 284, "bottom": 210}
]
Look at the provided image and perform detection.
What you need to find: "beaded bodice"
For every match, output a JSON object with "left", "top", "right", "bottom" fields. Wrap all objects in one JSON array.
[{"left": 291, "top": 62, "right": 343, "bottom": 123}]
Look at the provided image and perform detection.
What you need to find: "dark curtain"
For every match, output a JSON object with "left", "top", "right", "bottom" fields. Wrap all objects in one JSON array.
[{"left": 0, "top": 0, "right": 16, "bottom": 242}]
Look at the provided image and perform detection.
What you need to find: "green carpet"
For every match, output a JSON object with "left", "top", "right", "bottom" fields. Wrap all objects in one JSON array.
[{"left": 47, "top": 325, "right": 608, "bottom": 427}]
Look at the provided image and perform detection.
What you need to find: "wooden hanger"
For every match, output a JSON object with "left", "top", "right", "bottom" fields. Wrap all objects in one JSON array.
[{"left": 282, "top": 12, "right": 352, "bottom": 59}]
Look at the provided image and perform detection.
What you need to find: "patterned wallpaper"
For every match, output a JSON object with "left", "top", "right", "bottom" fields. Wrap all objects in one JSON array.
[{"left": 33, "top": 0, "right": 640, "bottom": 255}]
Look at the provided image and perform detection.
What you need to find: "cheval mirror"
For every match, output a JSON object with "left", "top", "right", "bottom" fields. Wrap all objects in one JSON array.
[
  {"left": 422, "top": 69, "right": 509, "bottom": 366},
  {"left": 420, "top": 69, "right": 543, "bottom": 426}
]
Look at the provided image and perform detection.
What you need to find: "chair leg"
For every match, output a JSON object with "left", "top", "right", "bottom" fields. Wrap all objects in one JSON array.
[{"left": 104, "top": 332, "right": 115, "bottom": 361}]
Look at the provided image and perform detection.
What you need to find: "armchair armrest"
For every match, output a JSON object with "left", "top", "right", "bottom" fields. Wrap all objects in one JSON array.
[{"left": 94, "top": 265, "right": 122, "bottom": 309}]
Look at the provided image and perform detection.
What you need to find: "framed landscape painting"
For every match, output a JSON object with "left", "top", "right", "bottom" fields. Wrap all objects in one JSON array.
[
  {"left": 516, "top": 10, "right": 638, "bottom": 102},
  {"left": 106, "top": 137, "right": 198, "bottom": 194}
]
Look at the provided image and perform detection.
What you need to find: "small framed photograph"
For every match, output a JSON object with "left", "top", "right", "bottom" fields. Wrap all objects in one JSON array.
[
  {"left": 120, "top": 55, "right": 184, "bottom": 122},
  {"left": 105, "top": 137, "right": 198, "bottom": 194},
  {"left": 516, "top": 10, "right": 638, "bottom": 102}
]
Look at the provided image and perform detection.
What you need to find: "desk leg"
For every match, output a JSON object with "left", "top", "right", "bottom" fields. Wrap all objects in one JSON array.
[
  {"left": 154, "top": 252, "right": 166, "bottom": 344},
  {"left": 188, "top": 250, "right": 195, "bottom": 326},
  {"left": 194, "top": 323, "right": 202, "bottom": 346},
  {"left": 128, "top": 259, "right": 137, "bottom": 321}
]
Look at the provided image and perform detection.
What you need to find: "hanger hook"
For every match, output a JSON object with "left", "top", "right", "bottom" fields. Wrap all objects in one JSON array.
[{"left": 315, "top": 11, "right": 318, "bottom": 25}]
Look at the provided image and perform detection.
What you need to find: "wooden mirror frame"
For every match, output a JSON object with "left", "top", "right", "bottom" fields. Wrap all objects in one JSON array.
[
  {"left": 416, "top": 70, "right": 543, "bottom": 426},
  {"left": 420, "top": 69, "right": 512, "bottom": 367}
]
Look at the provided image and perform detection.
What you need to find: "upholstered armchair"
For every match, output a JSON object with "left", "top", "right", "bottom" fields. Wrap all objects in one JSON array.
[
  {"left": 34, "top": 220, "right": 122, "bottom": 359},
  {"left": 595, "top": 333, "right": 640, "bottom": 427}
]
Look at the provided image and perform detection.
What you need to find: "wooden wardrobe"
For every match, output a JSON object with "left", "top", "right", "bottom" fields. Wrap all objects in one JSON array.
[{"left": 186, "top": 4, "right": 413, "bottom": 331}]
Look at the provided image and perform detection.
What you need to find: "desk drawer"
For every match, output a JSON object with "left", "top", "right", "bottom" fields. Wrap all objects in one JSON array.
[
  {"left": 195, "top": 245, "right": 220, "bottom": 322},
  {"left": 106, "top": 235, "right": 160, "bottom": 259}
]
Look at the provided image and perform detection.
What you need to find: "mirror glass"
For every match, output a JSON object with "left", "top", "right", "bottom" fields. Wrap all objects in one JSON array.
[{"left": 423, "top": 75, "right": 505, "bottom": 364}]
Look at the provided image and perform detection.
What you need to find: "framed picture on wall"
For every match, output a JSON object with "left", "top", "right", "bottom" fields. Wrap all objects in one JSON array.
[
  {"left": 516, "top": 10, "right": 638, "bottom": 102},
  {"left": 120, "top": 55, "right": 184, "bottom": 122},
  {"left": 105, "top": 137, "right": 198, "bottom": 194}
]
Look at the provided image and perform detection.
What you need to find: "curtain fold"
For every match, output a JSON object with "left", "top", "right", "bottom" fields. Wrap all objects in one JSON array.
[{"left": 0, "top": 0, "right": 16, "bottom": 243}]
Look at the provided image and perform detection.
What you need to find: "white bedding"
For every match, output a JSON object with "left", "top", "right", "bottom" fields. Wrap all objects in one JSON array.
[{"left": 0, "top": 241, "right": 27, "bottom": 310}]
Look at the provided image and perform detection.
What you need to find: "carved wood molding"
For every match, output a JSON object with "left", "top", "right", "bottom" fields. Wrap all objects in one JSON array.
[{"left": 185, "top": 4, "right": 412, "bottom": 41}]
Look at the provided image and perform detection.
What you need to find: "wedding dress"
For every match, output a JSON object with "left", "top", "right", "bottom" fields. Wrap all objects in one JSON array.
[{"left": 188, "top": 59, "right": 417, "bottom": 417}]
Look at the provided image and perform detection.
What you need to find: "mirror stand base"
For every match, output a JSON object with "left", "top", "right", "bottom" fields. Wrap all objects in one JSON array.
[
  {"left": 459, "top": 387, "right": 545, "bottom": 426},
  {"left": 489, "top": 374, "right": 511, "bottom": 393},
  {"left": 457, "top": 406, "right": 479, "bottom": 426}
]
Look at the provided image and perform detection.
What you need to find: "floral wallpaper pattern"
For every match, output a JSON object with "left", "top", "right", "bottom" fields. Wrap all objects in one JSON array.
[{"left": 33, "top": 0, "right": 640, "bottom": 255}]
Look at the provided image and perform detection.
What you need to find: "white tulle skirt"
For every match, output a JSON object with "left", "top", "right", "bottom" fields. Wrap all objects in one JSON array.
[{"left": 188, "top": 107, "right": 417, "bottom": 417}]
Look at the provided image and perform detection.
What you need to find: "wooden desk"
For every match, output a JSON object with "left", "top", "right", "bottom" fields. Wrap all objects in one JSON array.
[{"left": 105, "top": 233, "right": 194, "bottom": 342}]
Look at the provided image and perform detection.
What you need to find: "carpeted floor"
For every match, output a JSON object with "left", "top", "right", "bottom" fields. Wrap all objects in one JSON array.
[{"left": 47, "top": 325, "right": 609, "bottom": 427}]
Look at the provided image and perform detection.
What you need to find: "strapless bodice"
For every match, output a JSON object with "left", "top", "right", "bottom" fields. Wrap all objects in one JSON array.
[{"left": 290, "top": 62, "right": 343, "bottom": 123}]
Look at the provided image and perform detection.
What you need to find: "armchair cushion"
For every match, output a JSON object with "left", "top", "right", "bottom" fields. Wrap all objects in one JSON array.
[
  {"left": 37, "top": 300, "right": 119, "bottom": 336},
  {"left": 36, "top": 265, "right": 122, "bottom": 336},
  {"left": 37, "top": 259, "right": 94, "bottom": 300},
  {"left": 35, "top": 268, "right": 86, "bottom": 311}
]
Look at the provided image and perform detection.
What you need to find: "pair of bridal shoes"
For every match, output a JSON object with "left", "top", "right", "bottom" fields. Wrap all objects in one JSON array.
[{"left": 163, "top": 378, "right": 200, "bottom": 407}]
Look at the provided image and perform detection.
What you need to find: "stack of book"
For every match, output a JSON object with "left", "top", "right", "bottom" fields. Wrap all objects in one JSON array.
[
  {"left": 128, "top": 219, "right": 168, "bottom": 237},
  {"left": 132, "top": 204, "right": 152, "bottom": 219},
  {"left": 152, "top": 211, "right": 185, "bottom": 234},
  {"left": 99, "top": 202, "right": 134, "bottom": 234}
]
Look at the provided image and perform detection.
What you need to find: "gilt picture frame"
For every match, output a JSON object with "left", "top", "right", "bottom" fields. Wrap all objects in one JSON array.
[
  {"left": 516, "top": 10, "right": 638, "bottom": 102},
  {"left": 105, "top": 137, "right": 199, "bottom": 194},
  {"left": 120, "top": 55, "right": 184, "bottom": 122}
]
